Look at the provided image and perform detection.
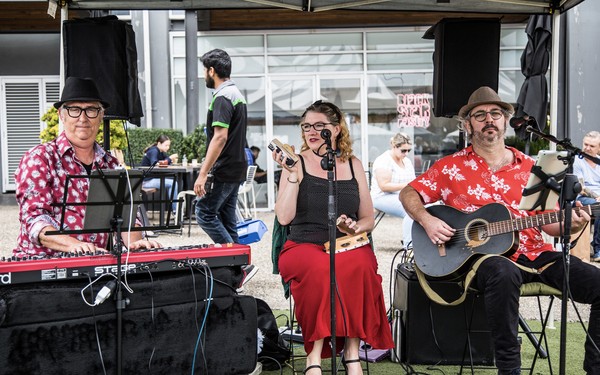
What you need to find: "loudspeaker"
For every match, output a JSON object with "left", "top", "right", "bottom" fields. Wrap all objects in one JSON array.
[
  {"left": 425, "top": 18, "right": 501, "bottom": 117},
  {"left": 393, "top": 263, "right": 494, "bottom": 365},
  {"left": 0, "top": 268, "right": 257, "bottom": 374},
  {"left": 63, "top": 16, "right": 143, "bottom": 125}
]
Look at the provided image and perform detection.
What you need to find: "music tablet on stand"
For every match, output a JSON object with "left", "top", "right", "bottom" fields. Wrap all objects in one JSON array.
[
  {"left": 518, "top": 150, "right": 569, "bottom": 211},
  {"left": 83, "top": 169, "right": 143, "bottom": 232}
]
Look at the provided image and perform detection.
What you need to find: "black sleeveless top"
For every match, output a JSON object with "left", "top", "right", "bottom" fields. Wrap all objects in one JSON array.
[{"left": 287, "top": 155, "right": 360, "bottom": 245}]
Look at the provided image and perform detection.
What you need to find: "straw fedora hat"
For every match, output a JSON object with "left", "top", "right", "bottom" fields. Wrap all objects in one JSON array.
[
  {"left": 458, "top": 86, "right": 513, "bottom": 119},
  {"left": 53, "top": 77, "right": 110, "bottom": 109}
]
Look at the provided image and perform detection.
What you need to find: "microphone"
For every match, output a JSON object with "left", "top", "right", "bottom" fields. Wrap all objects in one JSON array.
[
  {"left": 321, "top": 128, "right": 332, "bottom": 143},
  {"left": 509, "top": 116, "right": 536, "bottom": 130}
]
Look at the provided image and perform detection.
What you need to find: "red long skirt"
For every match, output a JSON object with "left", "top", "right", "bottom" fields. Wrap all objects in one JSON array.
[{"left": 278, "top": 240, "right": 394, "bottom": 358}]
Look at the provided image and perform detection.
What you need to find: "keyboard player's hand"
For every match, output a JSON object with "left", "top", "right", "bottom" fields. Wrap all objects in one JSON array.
[{"left": 128, "top": 238, "right": 162, "bottom": 251}]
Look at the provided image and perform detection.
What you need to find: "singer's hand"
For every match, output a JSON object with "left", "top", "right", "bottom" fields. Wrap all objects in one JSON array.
[{"left": 271, "top": 147, "right": 298, "bottom": 173}]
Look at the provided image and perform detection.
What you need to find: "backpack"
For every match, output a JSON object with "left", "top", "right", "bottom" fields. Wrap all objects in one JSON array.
[{"left": 256, "top": 298, "right": 291, "bottom": 370}]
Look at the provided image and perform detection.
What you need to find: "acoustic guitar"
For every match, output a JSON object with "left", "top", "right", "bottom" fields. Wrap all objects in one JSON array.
[{"left": 411, "top": 202, "right": 599, "bottom": 280}]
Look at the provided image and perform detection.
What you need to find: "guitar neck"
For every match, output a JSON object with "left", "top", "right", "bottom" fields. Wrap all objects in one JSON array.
[{"left": 489, "top": 205, "right": 593, "bottom": 236}]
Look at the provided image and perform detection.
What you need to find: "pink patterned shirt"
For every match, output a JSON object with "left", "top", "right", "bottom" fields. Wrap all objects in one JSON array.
[
  {"left": 408, "top": 145, "right": 554, "bottom": 261},
  {"left": 14, "top": 132, "right": 122, "bottom": 257}
]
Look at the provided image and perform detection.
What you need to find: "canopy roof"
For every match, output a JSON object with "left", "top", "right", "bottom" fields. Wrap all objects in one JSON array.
[{"left": 64, "top": 0, "right": 583, "bottom": 14}]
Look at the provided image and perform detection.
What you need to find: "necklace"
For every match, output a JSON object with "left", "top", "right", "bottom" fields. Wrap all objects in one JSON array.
[{"left": 488, "top": 152, "right": 512, "bottom": 173}]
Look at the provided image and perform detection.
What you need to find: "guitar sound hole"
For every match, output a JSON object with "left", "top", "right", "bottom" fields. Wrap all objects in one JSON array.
[{"left": 465, "top": 219, "right": 489, "bottom": 247}]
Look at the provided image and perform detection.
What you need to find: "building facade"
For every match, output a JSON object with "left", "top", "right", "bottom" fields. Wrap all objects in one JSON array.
[{"left": 1, "top": 3, "right": 597, "bottom": 209}]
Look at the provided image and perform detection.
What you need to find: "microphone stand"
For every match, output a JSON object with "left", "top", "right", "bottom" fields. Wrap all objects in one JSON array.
[
  {"left": 520, "top": 124, "right": 600, "bottom": 375},
  {"left": 320, "top": 129, "right": 338, "bottom": 373}
]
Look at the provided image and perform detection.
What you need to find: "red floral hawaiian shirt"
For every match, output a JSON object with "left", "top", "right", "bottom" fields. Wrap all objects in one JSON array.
[
  {"left": 13, "top": 132, "right": 126, "bottom": 257},
  {"left": 409, "top": 145, "right": 555, "bottom": 261}
]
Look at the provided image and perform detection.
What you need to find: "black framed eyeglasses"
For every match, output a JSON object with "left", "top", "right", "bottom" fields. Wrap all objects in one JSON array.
[
  {"left": 63, "top": 106, "right": 103, "bottom": 119},
  {"left": 470, "top": 110, "right": 504, "bottom": 122},
  {"left": 300, "top": 122, "right": 332, "bottom": 132}
]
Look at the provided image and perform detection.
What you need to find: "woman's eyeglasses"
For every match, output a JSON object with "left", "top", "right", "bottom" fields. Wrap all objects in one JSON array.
[
  {"left": 300, "top": 122, "right": 332, "bottom": 132},
  {"left": 63, "top": 106, "right": 103, "bottom": 119},
  {"left": 469, "top": 110, "right": 504, "bottom": 122}
]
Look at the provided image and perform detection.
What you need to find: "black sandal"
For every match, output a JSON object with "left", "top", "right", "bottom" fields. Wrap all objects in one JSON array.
[
  {"left": 342, "top": 357, "right": 361, "bottom": 371},
  {"left": 303, "top": 364, "right": 322, "bottom": 374}
]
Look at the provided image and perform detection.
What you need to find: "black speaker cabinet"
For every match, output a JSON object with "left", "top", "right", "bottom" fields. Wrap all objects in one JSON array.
[
  {"left": 63, "top": 16, "right": 143, "bottom": 124},
  {"left": 425, "top": 18, "right": 501, "bottom": 117},
  {"left": 393, "top": 263, "right": 494, "bottom": 365},
  {"left": 0, "top": 268, "right": 257, "bottom": 375}
]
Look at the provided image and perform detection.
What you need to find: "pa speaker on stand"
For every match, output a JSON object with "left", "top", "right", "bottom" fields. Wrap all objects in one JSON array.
[
  {"left": 424, "top": 18, "right": 501, "bottom": 118},
  {"left": 63, "top": 16, "right": 143, "bottom": 126}
]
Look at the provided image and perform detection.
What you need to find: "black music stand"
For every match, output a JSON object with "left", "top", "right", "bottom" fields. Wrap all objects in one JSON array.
[
  {"left": 518, "top": 149, "right": 581, "bottom": 375},
  {"left": 46, "top": 167, "right": 179, "bottom": 375}
]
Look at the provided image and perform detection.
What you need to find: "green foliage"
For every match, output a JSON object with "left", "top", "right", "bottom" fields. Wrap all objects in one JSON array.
[
  {"left": 125, "top": 128, "right": 185, "bottom": 165},
  {"left": 505, "top": 135, "right": 550, "bottom": 156},
  {"left": 179, "top": 124, "right": 208, "bottom": 160},
  {"left": 40, "top": 107, "right": 129, "bottom": 150}
]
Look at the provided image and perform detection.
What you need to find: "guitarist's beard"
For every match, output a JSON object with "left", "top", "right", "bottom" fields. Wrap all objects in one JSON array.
[{"left": 469, "top": 123, "right": 507, "bottom": 145}]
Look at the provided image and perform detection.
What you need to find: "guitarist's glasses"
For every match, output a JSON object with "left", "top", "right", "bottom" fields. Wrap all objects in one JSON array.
[{"left": 470, "top": 110, "right": 504, "bottom": 122}]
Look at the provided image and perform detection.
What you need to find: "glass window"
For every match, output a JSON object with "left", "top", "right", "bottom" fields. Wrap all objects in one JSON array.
[
  {"left": 198, "top": 35, "right": 264, "bottom": 54},
  {"left": 367, "top": 52, "right": 434, "bottom": 71},
  {"left": 231, "top": 56, "right": 265, "bottom": 75},
  {"left": 500, "top": 49, "right": 523, "bottom": 70},
  {"left": 268, "top": 54, "right": 362, "bottom": 73},
  {"left": 173, "top": 78, "right": 186, "bottom": 131},
  {"left": 501, "top": 27, "right": 529, "bottom": 48},
  {"left": 366, "top": 30, "right": 433, "bottom": 51},
  {"left": 173, "top": 57, "right": 186, "bottom": 76},
  {"left": 172, "top": 37, "right": 185, "bottom": 56},
  {"left": 267, "top": 33, "right": 362, "bottom": 53}
]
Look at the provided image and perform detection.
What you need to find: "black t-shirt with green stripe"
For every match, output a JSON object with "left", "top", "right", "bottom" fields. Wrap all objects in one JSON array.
[{"left": 206, "top": 80, "right": 248, "bottom": 183}]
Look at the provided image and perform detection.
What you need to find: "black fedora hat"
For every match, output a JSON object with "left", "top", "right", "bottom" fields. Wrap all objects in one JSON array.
[{"left": 53, "top": 77, "right": 110, "bottom": 109}]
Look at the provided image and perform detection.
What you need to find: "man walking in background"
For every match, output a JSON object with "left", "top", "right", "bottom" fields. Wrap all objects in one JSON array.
[{"left": 194, "top": 49, "right": 248, "bottom": 244}]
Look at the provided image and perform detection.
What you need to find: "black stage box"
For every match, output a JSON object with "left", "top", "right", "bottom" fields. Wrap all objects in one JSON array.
[
  {"left": 393, "top": 263, "right": 494, "bottom": 365},
  {"left": 0, "top": 268, "right": 257, "bottom": 374}
]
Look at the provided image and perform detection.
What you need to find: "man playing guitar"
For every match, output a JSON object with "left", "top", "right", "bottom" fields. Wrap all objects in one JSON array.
[{"left": 400, "top": 86, "right": 600, "bottom": 375}]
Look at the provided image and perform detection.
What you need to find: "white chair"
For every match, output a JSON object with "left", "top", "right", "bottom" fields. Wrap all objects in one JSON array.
[
  {"left": 175, "top": 190, "right": 197, "bottom": 237},
  {"left": 237, "top": 165, "right": 257, "bottom": 220}
]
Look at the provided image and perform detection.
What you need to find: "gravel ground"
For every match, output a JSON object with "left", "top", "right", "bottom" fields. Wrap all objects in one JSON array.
[{"left": 0, "top": 200, "right": 593, "bottom": 322}]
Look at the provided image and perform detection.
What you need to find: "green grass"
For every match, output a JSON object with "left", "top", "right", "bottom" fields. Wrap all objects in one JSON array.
[{"left": 261, "top": 311, "right": 589, "bottom": 374}]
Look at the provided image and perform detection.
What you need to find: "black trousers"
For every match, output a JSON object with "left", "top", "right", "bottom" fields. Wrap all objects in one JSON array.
[{"left": 475, "top": 252, "right": 600, "bottom": 374}]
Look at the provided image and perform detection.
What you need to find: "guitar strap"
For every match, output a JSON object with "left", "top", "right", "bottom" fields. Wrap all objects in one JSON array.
[{"left": 414, "top": 255, "right": 550, "bottom": 306}]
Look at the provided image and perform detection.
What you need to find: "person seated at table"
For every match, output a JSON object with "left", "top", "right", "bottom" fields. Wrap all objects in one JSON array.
[
  {"left": 370, "top": 132, "right": 416, "bottom": 247},
  {"left": 13, "top": 77, "right": 161, "bottom": 257},
  {"left": 251, "top": 145, "right": 281, "bottom": 185},
  {"left": 141, "top": 135, "right": 179, "bottom": 211}
]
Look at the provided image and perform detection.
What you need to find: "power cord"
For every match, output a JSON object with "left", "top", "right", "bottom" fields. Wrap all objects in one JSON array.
[
  {"left": 86, "top": 274, "right": 108, "bottom": 375},
  {"left": 80, "top": 273, "right": 134, "bottom": 307}
]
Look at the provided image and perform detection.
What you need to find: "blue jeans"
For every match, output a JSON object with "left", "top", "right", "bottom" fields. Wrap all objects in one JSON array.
[
  {"left": 373, "top": 193, "right": 414, "bottom": 246},
  {"left": 142, "top": 177, "right": 178, "bottom": 211},
  {"left": 577, "top": 196, "right": 600, "bottom": 256},
  {"left": 195, "top": 181, "right": 240, "bottom": 244}
]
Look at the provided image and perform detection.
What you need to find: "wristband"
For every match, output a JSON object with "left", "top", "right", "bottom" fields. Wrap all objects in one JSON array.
[{"left": 287, "top": 176, "right": 299, "bottom": 184}]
